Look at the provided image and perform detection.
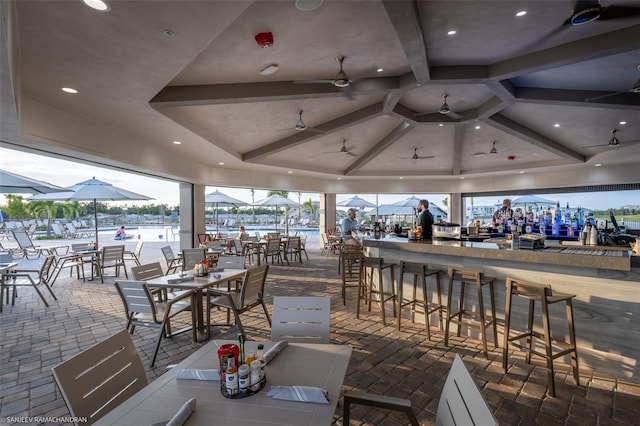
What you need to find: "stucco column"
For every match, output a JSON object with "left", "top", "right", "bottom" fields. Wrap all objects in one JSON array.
[
  {"left": 449, "top": 192, "right": 462, "bottom": 225},
  {"left": 319, "top": 193, "right": 336, "bottom": 248},
  {"left": 179, "top": 183, "right": 206, "bottom": 249}
]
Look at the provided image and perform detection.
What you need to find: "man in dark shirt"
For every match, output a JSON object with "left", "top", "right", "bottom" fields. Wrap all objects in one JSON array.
[{"left": 417, "top": 199, "right": 434, "bottom": 239}]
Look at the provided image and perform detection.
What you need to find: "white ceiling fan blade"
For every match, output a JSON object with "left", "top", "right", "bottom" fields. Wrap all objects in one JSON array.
[
  {"left": 418, "top": 155, "right": 436, "bottom": 159},
  {"left": 294, "top": 79, "right": 335, "bottom": 85},
  {"left": 305, "top": 127, "right": 327, "bottom": 134},
  {"left": 584, "top": 90, "right": 629, "bottom": 102}
]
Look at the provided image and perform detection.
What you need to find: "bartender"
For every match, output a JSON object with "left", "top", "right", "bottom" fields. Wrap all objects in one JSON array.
[
  {"left": 417, "top": 199, "right": 434, "bottom": 239},
  {"left": 492, "top": 198, "right": 514, "bottom": 223}
]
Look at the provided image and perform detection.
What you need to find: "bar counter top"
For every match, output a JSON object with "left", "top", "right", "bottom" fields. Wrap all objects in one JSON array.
[{"left": 362, "top": 236, "right": 633, "bottom": 271}]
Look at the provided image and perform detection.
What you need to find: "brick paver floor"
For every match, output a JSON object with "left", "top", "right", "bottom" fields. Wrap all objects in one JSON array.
[{"left": 1, "top": 239, "right": 639, "bottom": 425}]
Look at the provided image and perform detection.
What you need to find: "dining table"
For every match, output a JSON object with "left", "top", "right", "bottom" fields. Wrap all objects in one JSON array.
[
  {"left": 95, "top": 340, "right": 353, "bottom": 426},
  {"left": 147, "top": 269, "right": 246, "bottom": 341}
]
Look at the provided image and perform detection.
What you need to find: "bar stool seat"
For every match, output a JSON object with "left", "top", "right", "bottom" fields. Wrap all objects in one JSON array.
[
  {"left": 397, "top": 261, "right": 445, "bottom": 339},
  {"left": 445, "top": 267, "right": 497, "bottom": 358},
  {"left": 502, "top": 277, "right": 579, "bottom": 397},
  {"left": 359, "top": 257, "right": 397, "bottom": 326}
]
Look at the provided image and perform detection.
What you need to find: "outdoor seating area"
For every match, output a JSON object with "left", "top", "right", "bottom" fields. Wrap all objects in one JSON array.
[{"left": 1, "top": 238, "right": 639, "bottom": 425}]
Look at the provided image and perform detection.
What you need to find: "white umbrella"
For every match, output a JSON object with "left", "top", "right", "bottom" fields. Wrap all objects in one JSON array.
[
  {"left": 392, "top": 196, "right": 422, "bottom": 208},
  {"left": 251, "top": 194, "right": 299, "bottom": 232},
  {"left": 0, "top": 169, "right": 68, "bottom": 194},
  {"left": 205, "top": 190, "right": 248, "bottom": 232},
  {"left": 29, "top": 177, "right": 152, "bottom": 246},
  {"left": 337, "top": 195, "right": 376, "bottom": 209}
]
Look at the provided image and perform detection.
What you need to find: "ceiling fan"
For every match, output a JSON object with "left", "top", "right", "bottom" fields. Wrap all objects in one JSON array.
[
  {"left": 582, "top": 129, "right": 640, "bottom": 149},
  {"left": 585, "top": 65, "right": 640, "bottom": 102},
  {"left": 401, "top": 148, "right": 435, "bottom": 161},
  {"left": 473, "top": 141, "right": 505, "bottom": 157},
  {"left": 323, "top": 139, "right": 356, "bottom": 157},
  {"left": 294, "top": 110, "right": 326, "bottom": 134},
  {"left": 416, "top": 94, "right": 463, "bottom": 120},
  {"left": 295, "top": 56, "right": 355, "bottom": 99}
]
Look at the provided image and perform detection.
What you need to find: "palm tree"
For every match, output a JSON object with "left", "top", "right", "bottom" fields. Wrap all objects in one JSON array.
[
  {"left": 302, "top": 198, "right": 316, "bottom": 218},
  {"left": 29, "top": 201, "right": 58, "bottom": 237},
  {"left": 61, "top": 201, "right": 83, "bottom": 220}
]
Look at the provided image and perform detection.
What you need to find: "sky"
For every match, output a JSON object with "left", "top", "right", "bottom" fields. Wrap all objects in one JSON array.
[{"left": 1, "top": 147, "right": 637, "bottom": 210}]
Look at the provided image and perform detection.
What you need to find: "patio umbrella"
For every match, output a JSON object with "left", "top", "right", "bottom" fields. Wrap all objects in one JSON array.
[
  {"left": 28, "top": 177, "right": 152, "bottom": 247},
  {"left": 0, "top": 169, "right": 68, "bottom": 194},
  {"left": 337, "top": 195, "right": 376, "bottom": 209},
  {"left": 205, "top": 190, "right": 248, "bottom": 232},
  {"left": 251, "top": 194, "right": 299, "bottom": 232},
  {"left": 511, "top": 195, "right": 556, "bottom": 213},
  {"left": 392, "top": 196, "right": 422, "bottom": 208}
]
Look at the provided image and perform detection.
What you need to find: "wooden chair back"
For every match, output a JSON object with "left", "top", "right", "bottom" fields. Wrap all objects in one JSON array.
[
  {"left": 51, "top": 330, "right": 148, "bottom": 425},
  {"left": 271, "top": 296, "right": 331, "bottom": 343}
]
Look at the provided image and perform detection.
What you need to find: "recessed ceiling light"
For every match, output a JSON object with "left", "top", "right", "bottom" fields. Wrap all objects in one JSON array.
[
  {"left": 172, "top": 141, "right": 182, "bottom": 145},
  {"left": 218, "top": 162, "right": 225, "bottom": 166},
  {"left": 61, "top": 87, "right": 78, "bottom": 94},
  {"left": 295, "top": 0, "right": 323, "bottom": 11},
  {"left": 82, "top": 0, "right": 110, "bottom": 12},
  {"left": 619, "top": 121, "right": 627, "bottom": 125},
  {"left": 399, "top": 177, "right": 404, "bottom": 180},
  {"left": 460, "top": 176, "right": 465, "bottom": 180},
  {"left": 515, "top": 10, "right": 527, "bottom": 17},
  {"left": 595, "top": 163, "right": 602, "bottom": 167},
  {"left": 337, "top": 177, "right": 342, "bottom": 180},
  {"left": 287, "top": 171, "right": 293, "bottom": 174},
  {"left": 554, "top": 123, "right": 560, "bottom": 127},
  {"left": 376, "top": 67, "right": 384, "bottom": 73},
  {"left": 259, "top": 64, "right": 279, "bottom": 75},
  {"left": 447, "top": 30, "right": 457, "bottom": 36},
  {"left": 475, "top": 125, "right": 481, "bottom": 130},
  {"left": 519, "top": 171, "right": 525, "bottom": 174},
  {"left": 162, "top": 29, "right": 175, "bottom": 38},
  {"left": 439, "top": 123, "right": 444, "bottom": 127}
]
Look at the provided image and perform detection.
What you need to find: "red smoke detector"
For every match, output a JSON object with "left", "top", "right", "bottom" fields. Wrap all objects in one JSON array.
[
  {"left": 508, "top": 155, "right": 516, "bottom": 161},
  {"left": 255, "top": 32, "right": 274, "bottom": 48}
]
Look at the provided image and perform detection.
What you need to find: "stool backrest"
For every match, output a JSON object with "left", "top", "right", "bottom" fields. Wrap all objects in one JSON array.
[
  {"left": 435, "top": 354, "right": 497, "bottom": 426},
  {"left": 506, "top": 277, "right": 552, "bottom": 299},
  {"left": 448, "top": 266, "right": 482, "bottom": 282}
]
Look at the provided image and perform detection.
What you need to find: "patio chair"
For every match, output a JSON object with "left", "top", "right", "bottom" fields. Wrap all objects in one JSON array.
[
  {"left": 11, "top": 229, "right": 68, "bottom": 259},
  {"left": 99, "top": 245, "right": 128, "bottom": 283},
  {"left": 123, "top": 240, "right": 144, "bottom": 267},
  {"left": 131, "top": 261, "right": 188, "bottom": 302},
  {"left": 299, "top": 234, "right": 309, "bottom": 260},
  {"left": 114, "top": 280, "right": 196, "bottom": 367},
  {"left": 343, "top": 354, "right": 496, "bottom": 426},
  {"left": 51, "top": 222, "right": 71, "bottom": 238},
  {"left": 161, "top": 245, "right": 182, "bottom": 275},
  {"left": 271, "top": 296, "right": 330, "bottom": 343},
  {"left": 206, "top": 264, "right": 271, "bottom": 340},
  {"left": 286, "top": 236, "right": 303, "bottom": 264},
  {"left": 1, "top": 255, "right": 57, "bottom": 311},
  {"left": 52, "top": 329, "right": 148, "bottom": 425},
  {"left": 264, "top": 238, "right": 284, "bottom": 265},
  {"left": 182, "top": 248, "right": 206, "bottom": 271}
]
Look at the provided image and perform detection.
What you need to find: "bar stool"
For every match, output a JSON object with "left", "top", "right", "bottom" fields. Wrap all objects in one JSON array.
[
  {"left": 358, "top": 257, "right": 397, "bottom": 326},
  {"left": 502, "top": 277, "right": 579, "bottom": 397},
  {"left": 340, "top": 245, "right": 363, "bottom": 305},
  {"left": 445, "top": 267, "right": 497, "bottom": 358},
  {"left": 397, "top": 261, "right": 445, "bottom": 339}
]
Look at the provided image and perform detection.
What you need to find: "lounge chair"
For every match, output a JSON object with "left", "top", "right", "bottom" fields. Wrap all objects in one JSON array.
[{"left": 11, "top": 229, "right": 68, "bottom": 259}]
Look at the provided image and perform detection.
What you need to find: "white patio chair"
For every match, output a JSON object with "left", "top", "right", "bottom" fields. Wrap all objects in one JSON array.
[{"left": 271, "top": 296, "right": 330, "bottom": 343}]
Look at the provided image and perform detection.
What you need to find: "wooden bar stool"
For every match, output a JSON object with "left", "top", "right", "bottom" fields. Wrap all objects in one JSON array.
[
  {"left": 340, "top": 246, "right": 363, "bottom": 305},
  {"left": 358, "top": 257, "right": 397, "bottom": 326},
  {"left": 502, "top": 277, "right": 579, "bottom": 397},
  {"left": 445, "top": 267, "right": 498, "bottom": 358},
  {"left": 397, "top": 261, "right": 445, "bottom": 339}
]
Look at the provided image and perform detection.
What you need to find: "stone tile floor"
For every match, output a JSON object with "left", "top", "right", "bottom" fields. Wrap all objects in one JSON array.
[{"left": 0, "top": 239, "right": 639, "bottom": 425}]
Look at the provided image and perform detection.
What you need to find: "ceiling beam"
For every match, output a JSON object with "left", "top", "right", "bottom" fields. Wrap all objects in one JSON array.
[
  {"left": 150, "top": 78, "right": 398, "bottom": 108},
  {"left": 487, "top": 113, "right": 585, "bottom": 163},
  {"left": 490, "top": 24, "right": 640, "bottom": 80},
  {"left": 381, "top": 0, "right": 430, "bottom": 84},
  {"left": 452, "top": 126, "right": 464, "bottom": 175},
  {"left": 243, "top": 103, "right": 383, "bottom": 162},
  {"left": 514, "top": 87, "right": 640, "bottom": 111},
  {"left": 345, "top": 121, "right": 413, "bottom": 175}
]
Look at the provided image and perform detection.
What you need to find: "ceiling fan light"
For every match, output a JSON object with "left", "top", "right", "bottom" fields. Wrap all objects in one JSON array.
[
  {"left": 439, "top": 103, "right": 450, "bottom": 114},
  {"left": 632, "top": 78, "right": 640, "bottom": 93},
  {"left": 570, "top": 4, "right": 601, "bottom": 25},
  {"left": 333, "top": 71, "right": 350, "bottom": 88},
  {"left": 609, "top": 137, "right": 620, "bottom": 147},
  {"left": 295, "top": 121, "right": 306, "bottom": 131},
  {"left": 412, "top": 153, "right": 419, "bottom": 160}
]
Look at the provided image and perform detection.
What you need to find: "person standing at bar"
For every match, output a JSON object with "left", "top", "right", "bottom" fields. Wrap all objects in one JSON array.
[
  {"left": 417, "top": 199, "right": 434, "bottom": 239},
  {"left": 492, "top": 198, "right": 514, "bottom": 223}
]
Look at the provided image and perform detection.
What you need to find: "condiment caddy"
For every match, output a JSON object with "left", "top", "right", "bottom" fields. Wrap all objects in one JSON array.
[{"left": 218, "top": 338, "right": 266, "bottom": 399}]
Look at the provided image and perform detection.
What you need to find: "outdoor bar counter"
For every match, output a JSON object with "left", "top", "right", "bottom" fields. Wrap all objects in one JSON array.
[{"left": 362, "top": 236, "right": 640, "bottom": 383}]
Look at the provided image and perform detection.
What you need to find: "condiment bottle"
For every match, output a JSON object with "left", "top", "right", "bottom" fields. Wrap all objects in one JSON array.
[
  {"left": 225, "top": 356, "right": 238, "bottom": 394},
  {"left": 245, "top": 351, "right": 256, "bottom": 366},
  {"left": 250, "top": 360, "right": 261, "bottom": 391},
  {"left": 238, "top": 364, "right": 250, "bottom": 391},
  {"left": 256, "top": 344, "right": 266, "bottom": 380}
]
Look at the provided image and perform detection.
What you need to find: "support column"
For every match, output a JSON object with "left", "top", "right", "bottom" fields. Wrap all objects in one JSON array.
[
  {"left": 179, "top": 183, "right": 206, "bottom": 250},
  {"left": 449, "top": 192, "right": 462, "bottom": 225},
  {"left": 319, "top": 193, "right": 336, "bottom": 248}
]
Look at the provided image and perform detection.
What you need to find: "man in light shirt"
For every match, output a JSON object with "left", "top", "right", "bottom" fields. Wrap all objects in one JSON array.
[{"left": 341, "top": 208, "right": 359, "bottom": 238}]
